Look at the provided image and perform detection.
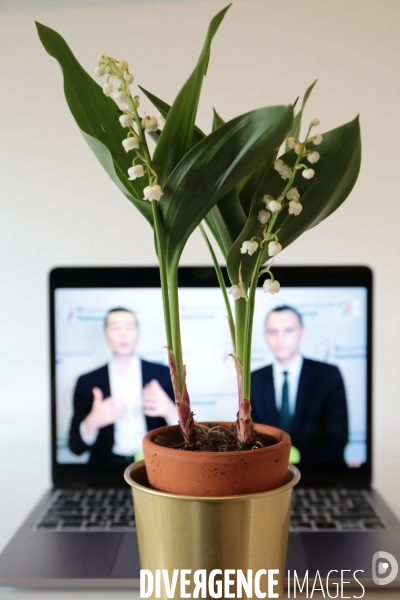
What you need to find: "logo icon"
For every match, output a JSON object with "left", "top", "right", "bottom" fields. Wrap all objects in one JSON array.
[{"left": 372, "top": 551, "right": 398, "bottom": 585}]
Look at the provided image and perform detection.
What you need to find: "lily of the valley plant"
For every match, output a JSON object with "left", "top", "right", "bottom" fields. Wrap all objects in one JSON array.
[{"left": 37, "top": 4, "right": 361, "bottom": 448}]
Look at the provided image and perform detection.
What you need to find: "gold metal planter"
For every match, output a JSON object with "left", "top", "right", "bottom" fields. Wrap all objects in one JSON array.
[{"left": 124, "top": 461, "right": 300, "bottom": 599}]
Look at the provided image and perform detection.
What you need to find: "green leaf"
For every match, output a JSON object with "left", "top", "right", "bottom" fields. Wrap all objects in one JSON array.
[
  {"left": 205, "top": 188, "right": 247, "bottom": 258},
  {"left": 35, "top": 21, "right": 153, "bottom": 225},
  {"left": 227, "top": 116, "right": 361, "bottom": 286},
  {"left": 210, "top": 108, "right": 276, "bottom": 209},
  {"left": 160, "top": 105, "right": 294, "bottom": 272},
  {"left": 285, "top": 79, "right": 317, "bottom": 151},
  {"left": 212, "top": 108, "right": 225, "bottom": 130},
  {"left": 203, "top": 108, "right": 246, "bottom": 257},
  {"left": 139, "top": 85, "right": 171, "bottom": 120},
  {"left": 237, "top": 153, "right": 276, "bottom": 216},
  {"left": 203, "top": 211, "right": 227, "bottom": 257},
  {"left": 152, "top": 5, "right": 231, "bottom": 187}
]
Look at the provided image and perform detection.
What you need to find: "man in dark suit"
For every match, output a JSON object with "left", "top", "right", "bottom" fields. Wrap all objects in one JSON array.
[
  {"left": 251, "top": 305, "right": 348, "bottom": 472},
  {"left": 69, "top": 307, "right": 176, "bottom": 464}
]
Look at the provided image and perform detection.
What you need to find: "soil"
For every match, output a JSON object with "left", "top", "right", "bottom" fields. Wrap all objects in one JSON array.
[{"left": 152, "top": 423, "right": 278, "bottom": 452}]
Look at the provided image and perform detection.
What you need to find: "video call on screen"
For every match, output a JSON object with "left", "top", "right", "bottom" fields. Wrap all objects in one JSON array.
[{"left": 55, "top": 286, "right": 367, "bottom": 471}]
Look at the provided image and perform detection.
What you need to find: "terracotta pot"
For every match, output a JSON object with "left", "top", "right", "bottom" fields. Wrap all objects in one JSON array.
[{"left": 142, "top": 422, "right": 291, "bottom": 496}]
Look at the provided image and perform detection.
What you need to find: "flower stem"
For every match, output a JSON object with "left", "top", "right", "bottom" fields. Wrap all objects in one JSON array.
[
  {"left": 199, "top": 223, "right": 236, "bottom": 353},
  {"left": 234, "top": 298, "right": 246, "bottom": 367},
  {"left": 151, "top": 200, "right": 173, "bottom": 349},
  {"left": 241, "top": 213, "right": 277, "bottom": 399},
  {"left": 125, "top": 99, "right": 152, "bottom": 180},
  {"left": 167, "top": 267, "right": 185, "bottom": 392},
  {"left": 105, "top": 57, "right": 153, "bottom": 178}
]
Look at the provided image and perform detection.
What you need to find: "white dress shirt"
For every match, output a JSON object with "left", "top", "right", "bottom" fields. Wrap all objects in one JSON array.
[
  {"left": 109, "top": 355, "right": 147, "bottom": 456},
  {"left": 80, "top": 355, "right": 147, "bottom": 456},
  {"left": 272, "top": 354, "right": 303, "bottom": 417}
]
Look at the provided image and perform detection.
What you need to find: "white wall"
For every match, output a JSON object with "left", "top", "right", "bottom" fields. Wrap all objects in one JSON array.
[{"left": 1, "top": 0, "right": 399, "bottom": 483}]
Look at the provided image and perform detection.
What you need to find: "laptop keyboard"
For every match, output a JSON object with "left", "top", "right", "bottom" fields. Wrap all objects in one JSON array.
[
  {"left": 290, "top": 488, "right": 386, "bottom": 532},
  {"left": 34, "top": 488, "right": 135, "bottom": 531},
  {"left": 34, "top": 487, "right": 386, "bottom": 533}
]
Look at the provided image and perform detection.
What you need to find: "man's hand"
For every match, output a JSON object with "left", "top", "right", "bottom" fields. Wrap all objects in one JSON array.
[
  {"left": 142, "top": 379, "right": 177, "bottom": 425},
  {"left": 83, "top": 387, "right": 126, "bottom": 437}
]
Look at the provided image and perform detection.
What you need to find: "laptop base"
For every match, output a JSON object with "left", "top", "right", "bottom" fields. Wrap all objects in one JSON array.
[{"left": 1, "top": 486, "right": 399, "bottom": 589}]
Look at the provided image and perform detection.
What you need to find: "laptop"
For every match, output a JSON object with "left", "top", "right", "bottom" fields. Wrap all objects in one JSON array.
[{"left": 0, "top": 265, "right": 399, "bottom": 589}]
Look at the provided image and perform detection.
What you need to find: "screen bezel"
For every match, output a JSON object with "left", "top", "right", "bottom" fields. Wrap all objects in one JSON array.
[{"left": 50, "top": 265, "right": 373, "bottom": 488}]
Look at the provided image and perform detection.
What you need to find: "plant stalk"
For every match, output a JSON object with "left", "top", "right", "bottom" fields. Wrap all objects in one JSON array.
[
  {"left": 234, "top": 298, "right": 246, "bottom": 367},
  {"left": 167, "top": 266, "right": 197, "bottom": 445},
  {"left": 167, "top": 267, "right": 185, "bottom": 393},
  {"left": 151, "top": 200, "right": 173, "bottom": 349}
]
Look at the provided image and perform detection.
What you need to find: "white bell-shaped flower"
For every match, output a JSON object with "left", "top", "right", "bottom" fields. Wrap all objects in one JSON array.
[
  {"left": 267, "top": 200, "right": 281, "bottom": 213},
  {"left": 125, "top": 73, "right": 134, "bottom": 85},
  {"left": 307, "top": 151, "right": 320, "bottom": 164},
  {"left": 302, "top": 168, "right": 315, "bottom": 180},
  {"left": 229, "top": 285, "right": 246, "bottom": 300},
  {"left": 240, "top": 240, "right": 259, "bottom": 256},
  {"left": 103, "top": 82, "right": 113, "bottom": 96},
  {"left": 128, "top": 165, "right": 145, "bottom": 180},
  {"left": 288, "top": 201, "right": 303, "bottom": 215},
  {"left": 287, "top": 137, "right": 297, "bottom": 149},
  {"left": 274, "top": 158, "right": 292, "bottom": 180},
  {"left": 313, "top": 134, "right": 323, "bottom": 145},
  {"left": 116, "top": 90, "right": 128, "bottom": 104},
  {"left": 122, "top": 137, "right": 139, "bottom": 152},
  {"left": 310, "top": 118, "right": 320, "bottom": 127},
  {"left": 119, "top": 113, "right": 134, "bottom": 128},
  {"left": 263, "top": 279, "right": 280, "bottom": 294},
  {"left": 143, "top": 185, "right": 164, "bottom": 201},
  {"left": 142, "top": 116, "right": 158, "bottom": 133},
  {"left": 286, "top": 187, "right": 300, "bottom": 202},
  {"left": 258, "top": 210, "right": 270, "bottom": 224},
  {"left": 94, "top": 65, "right": 106, "bottom": 77},
  {"left": 268, "top": 241, "right": 282, "bottom": 257},
  {"left": 294, "top": 142, "right": 303, "bottom": 155},
  {"left": 117, "top": 60, "right": 129, "bottom": 73}
]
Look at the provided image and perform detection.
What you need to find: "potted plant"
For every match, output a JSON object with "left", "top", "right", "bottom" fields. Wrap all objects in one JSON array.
[{"left": 37, "top": 5, "right": 361, "bottom": 597}]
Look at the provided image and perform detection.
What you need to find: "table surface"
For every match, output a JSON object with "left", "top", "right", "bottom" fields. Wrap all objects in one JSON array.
[{"left": 0, "top": 442, "right": 399, "bottom": 599}]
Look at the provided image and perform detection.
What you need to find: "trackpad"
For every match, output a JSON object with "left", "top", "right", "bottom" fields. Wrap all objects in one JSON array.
[{"left": 111, "top": 533, "right": 140, "bottom": 578}]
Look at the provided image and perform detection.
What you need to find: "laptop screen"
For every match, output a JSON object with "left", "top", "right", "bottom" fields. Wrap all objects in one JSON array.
[{"left": 51, "top": 266, "right": 372, "bottom": 485}]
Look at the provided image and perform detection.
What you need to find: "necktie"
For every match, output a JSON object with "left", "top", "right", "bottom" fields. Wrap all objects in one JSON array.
[{"left": 279, "top": 370, "right": 291, "bottom": 433}]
